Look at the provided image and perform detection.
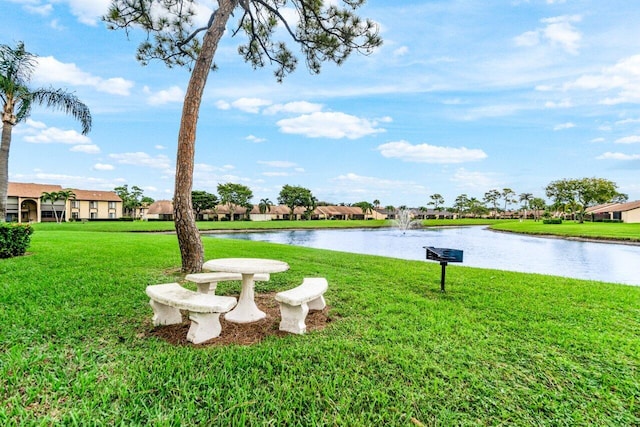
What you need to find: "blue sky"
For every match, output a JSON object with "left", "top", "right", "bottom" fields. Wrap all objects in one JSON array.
[{"left": 3, "top": 0, "right": 640, "bottom": 207}]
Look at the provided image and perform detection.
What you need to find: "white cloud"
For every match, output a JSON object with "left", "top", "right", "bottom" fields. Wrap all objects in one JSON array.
[
  {"left": 21, "top": 119, "right": 91, "bottom": 144},
  {"left": 145, "top": 85, "right": 184, "bottom": 105},
  {"left": 93, "top": 163, "right": 115, "bottom": 170},
  {"left": 393, "top": 46, "right": 409, "bottom": 57},
  {"left": 246, "top": 135, "right": 266, "bottom": 143},
  {"left": 376, "top": 140, "right": 487, "bottom": 164},
  {"left": 615, "top": 136, "right": 640, "bottom": 144},
  {"left": 258, "top": 160, "right": 297, "bottom": 168},
  {"left": 545, "top": 99, "right": 572, "bottom": 108},
  {"left": 596, "top": 152, "right": 640, "bottom": 160},
  {"left": 277, "top": 112, "right": 386, "bottom": 139},
  {"left": 34, "top": 56, "right": 134, "bottom": 96},
  {"left": 514, "top": 15, "right": 582, "bottom": 54},
  {"left": 262, "top": 172, "right": 291, "bottom": 177},
  {"left": 590, "top": 137, "right": 606, "bottom": 143},
  {"left": 25, "top": 3, "right": 52, "bottom": 15},
  {"left": 553, "top": 122, "right": 576, "bottom": 131},
  {"left": 231, "top": 97, "right": 272, "bottom": 113},
  {"left": 564, "top": 55, "right": 640, "bottom": 104},
  {"left": 450, "top": 168, "right": 500, "bottom": 192},
  {"left": 215, "top": 100, "right": 231, "bottom": 110},
  {"left": 109, "top": 152, "right": 172, "bottom": 170},
  {"left": 615, "top": 118, "right": 640, "bottom": 125},
  {"left": 155, "top": 145, "right": 167, "bottom": 150},
  {"left": 64, "top": 0, "right": 112, "bottom": 26},
  {"left": 263, "top": 101, "right": 323, "bottom": 115},
  {"left": 70, "top": 144, "right": 100, "bottom": 154}
]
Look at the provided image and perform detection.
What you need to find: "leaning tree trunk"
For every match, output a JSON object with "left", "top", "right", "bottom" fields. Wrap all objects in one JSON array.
[{"left": 174, "top": 0, "right": 238, "bottom": 273}]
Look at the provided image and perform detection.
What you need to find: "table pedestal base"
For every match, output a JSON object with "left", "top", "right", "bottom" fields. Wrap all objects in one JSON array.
[{"left": 224, "top": 274, "right": 266, "bottom": 323}]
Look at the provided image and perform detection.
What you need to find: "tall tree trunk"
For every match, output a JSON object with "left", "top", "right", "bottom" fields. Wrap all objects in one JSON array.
[
  {"left": 174, "top": 0, "right": 238, "bottom": 273},
  {"left": 0, "top": 112, "right": 15, "bottom": 222}
]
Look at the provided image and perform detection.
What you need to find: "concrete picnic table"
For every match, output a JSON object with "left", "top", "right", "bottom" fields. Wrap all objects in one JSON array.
[{"left": 202, "top": 258, "right": 290, "bottom": 323}]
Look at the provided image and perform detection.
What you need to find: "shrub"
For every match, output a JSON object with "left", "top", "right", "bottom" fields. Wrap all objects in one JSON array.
[
  {"left": 543, "top": 219, "right": 563, "bottom": 224},
  {"left": 0, "top": 223, "right": 34, "bottom": 258}
]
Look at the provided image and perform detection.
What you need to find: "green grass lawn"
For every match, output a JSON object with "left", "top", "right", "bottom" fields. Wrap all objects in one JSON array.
[
  {"left": 1, "top": 226, "right": 638, "bottom": 425},
  {"left": 491, "top": 220, "right": 640, "bottom": 243}
]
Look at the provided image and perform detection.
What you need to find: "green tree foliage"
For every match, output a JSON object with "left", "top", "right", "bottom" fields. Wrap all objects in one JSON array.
[
  {"left": 217, "top": 183, "right": 253, "bottom": 221},
  {"left": 258, "top": 198, "right": 273, "bottom": 215},
  {"left": 278, "top": 184, "right": 315, "bottom": 220},
  {"left": 104, "top": 0, "right": 381, "bottom": 272},
  {"left": 0, "top": 42, "right": 91, "bottom": 222},
  {"left": 427, "top": 194, "right": 445, "bottom": 213},
  {"left": 545, "top": 177, "right": 626, "bottom": 223},
  {"left": 191, "top": 190, "right": 218, "bottom": 217},
  {"left": 353, "top": 201, "right": 374, "bottom": 217},
  {"left": 501, "top": 188, "right": 517, "bottom": 212},
  {"left": 114, "top": 185, "right": 152, "bottom": 218},
  {"left": 483, "top": 189, "right": 501, "bottom": 218}
]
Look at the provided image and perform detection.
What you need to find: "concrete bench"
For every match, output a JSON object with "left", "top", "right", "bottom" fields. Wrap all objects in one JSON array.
[
  {"left": 146, "top": 283, "right": 237, "bottom": 344},
  {"left": 184, "top": 272, "right": 270, "bottom": 294},
  {"left": 275, "top": 278, "right": 328, "bottom": 334}
]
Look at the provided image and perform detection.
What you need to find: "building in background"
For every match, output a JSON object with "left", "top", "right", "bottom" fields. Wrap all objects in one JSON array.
[{"left": 6, "top": 182, "right": 123, "bottom": 223}]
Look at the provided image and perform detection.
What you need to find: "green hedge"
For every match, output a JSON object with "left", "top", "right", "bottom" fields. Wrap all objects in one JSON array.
[
  {"left": 0, "top": 223, "right": 34, "bottom": 258},
  {"left": 542, "top": 218, "right": 563, "bottom": 224}
]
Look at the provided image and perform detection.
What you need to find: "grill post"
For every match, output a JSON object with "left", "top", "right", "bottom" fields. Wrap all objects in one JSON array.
[
  {"left": 440, "top": 261, "right": 447, "bottom": 292},
  {"left": 424, "top": 246, "right": 463, "bottom": 292}
]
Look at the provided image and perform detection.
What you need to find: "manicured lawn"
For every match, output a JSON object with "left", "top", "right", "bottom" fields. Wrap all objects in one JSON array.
[
  {"left": 0, "top": 228, "right": 638, "bottom": 424},
  {"left": 491, "top": 220, "right": 640, "bottom": 243}
]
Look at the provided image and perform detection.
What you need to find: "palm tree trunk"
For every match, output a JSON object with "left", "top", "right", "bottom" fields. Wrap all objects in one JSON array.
[
  {"left": 0, "top": 120, "right": 12, "bottom": 222},
  {"left": 174, "top": 0, "right": 238, "bottom": 273}
]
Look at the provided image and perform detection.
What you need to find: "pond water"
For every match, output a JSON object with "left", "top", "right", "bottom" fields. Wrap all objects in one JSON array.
[{"left": 205, "top": 226, "right": 640, "bottom": 286}]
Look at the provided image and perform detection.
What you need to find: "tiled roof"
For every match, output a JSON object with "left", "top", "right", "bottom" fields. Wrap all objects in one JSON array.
[
  {"left": 8, "top": 182, "right": 62, "bottom": 198},
  {"left": 587, "top": 200, "right": 640, "bottom": 214},
  {"left": 71, "top": 189, "right": 122, "bottom": 202},
  {"left": 8, "top": 182, "right": 121, "bottom": 202},
  {"left": 147, "top": 200, "right": 174, "bottom": 215}
]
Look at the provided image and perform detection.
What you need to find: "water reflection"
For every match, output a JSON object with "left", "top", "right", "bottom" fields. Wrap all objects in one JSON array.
[{"left": 206, "top": 226, "right": 640, "bottom": 286}]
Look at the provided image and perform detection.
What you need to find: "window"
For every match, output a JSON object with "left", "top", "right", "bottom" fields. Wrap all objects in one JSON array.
[
  {"left": 109, "top": 213, "right": 115, "bottom": 219},
  {"left": 71, "top": 200, "right": 79, "bottom": 209},
  {"left": 41, "top": 211, "right": 55, "bottom": 218},
  {"left": 108, "top": 201, "right": 116, "bottom": 209},
  {"left": 89, "top": 201, "right": 98, "bottom": 209},
  {"left": 90, "top": 212, "right": 97, "bottom": 219},
  {"left": 72, "top": 212, "right": 79, "bottom": 220}
]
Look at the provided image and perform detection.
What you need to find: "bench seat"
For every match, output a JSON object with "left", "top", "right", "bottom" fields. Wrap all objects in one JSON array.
[
  {"left": 275, "top": 278, "right": 328, "bottom": 334},
  {"left": 146, "top": 283, "right": 237, "bottom": 344},
  {"left": 184, "top": 272, "right": 269, "bottom": 294}
]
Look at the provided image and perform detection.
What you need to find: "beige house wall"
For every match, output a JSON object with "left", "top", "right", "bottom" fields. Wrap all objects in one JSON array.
[{"left": 622, "top": 208, "right": 640, "bottom": 223}]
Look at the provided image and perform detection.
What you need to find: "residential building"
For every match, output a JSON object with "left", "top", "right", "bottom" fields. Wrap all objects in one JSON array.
[
  {"left": 586, "top": 200, "right": 640, "bottom": 223},
  {"left": 6, "top": 182, "right": 123, "bottom": 223}
]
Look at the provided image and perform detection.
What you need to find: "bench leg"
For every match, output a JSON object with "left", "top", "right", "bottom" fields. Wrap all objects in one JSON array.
[
  {"left": 307, "top": 295, "right": 326, "bottom": 311},
  {"left": 149, "top": 300, "right": 182, "bottom": 326},
  {"left": 195, "top": 281, "right": 218, "bottom": 294},
  {"left": 187, "top": 312, "right": 223, "bottom": 344},
  {"left": 278, "top": 302, "right": 309, "bottom": 334}
]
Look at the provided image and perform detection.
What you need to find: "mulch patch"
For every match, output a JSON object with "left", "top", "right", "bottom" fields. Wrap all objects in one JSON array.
[{"left": 147, "top": 292, "right": 331, "bottom": 346}]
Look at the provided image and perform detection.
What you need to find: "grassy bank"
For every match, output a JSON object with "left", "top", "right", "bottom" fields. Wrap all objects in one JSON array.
[
  {"left": 491, "top": 220, "right": 640, "bottom": 243},
  {"left": 1, "top": 229, "right": 639, "bottom": 425}
]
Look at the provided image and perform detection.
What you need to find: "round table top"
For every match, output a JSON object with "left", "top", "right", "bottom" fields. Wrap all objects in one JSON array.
[{"left": 203, "top": 258, "right": 290, "bottom": 274}]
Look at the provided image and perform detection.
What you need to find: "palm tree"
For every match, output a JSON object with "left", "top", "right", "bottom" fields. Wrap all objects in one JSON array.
[
  {"left": 40, "top": 191, "right": 60, "bottom": 223},
  {"left": 519, "top": 192, "right": 533, "bottom": 220},
  {"left": 1, "top": 42, "right": 91, "bottom": 221},
  {"left": 56, "top": 189, "right": 76, "bottom": 223},
  {"left": 258, "top": 198, "right": 273, "bottom": 215}
]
